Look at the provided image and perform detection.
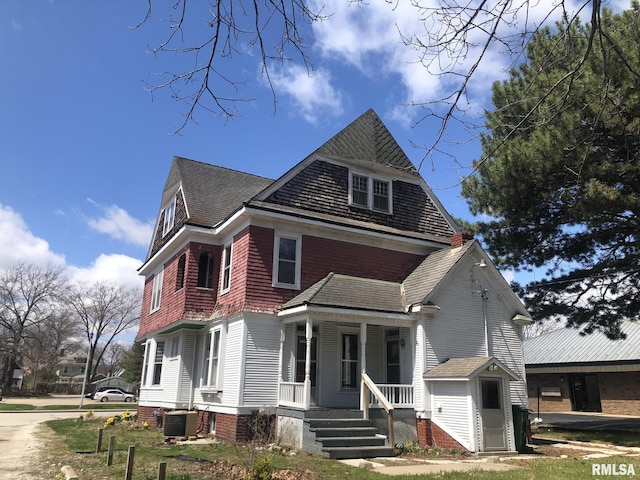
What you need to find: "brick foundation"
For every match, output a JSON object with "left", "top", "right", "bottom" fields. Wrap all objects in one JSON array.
[{"left": 417, "top": 418, "right": 467, "bottom": 451}]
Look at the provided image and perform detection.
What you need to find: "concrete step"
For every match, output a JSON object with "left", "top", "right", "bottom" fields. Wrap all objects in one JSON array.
[
  {"left": 308, "top": 418, "right": 373, "bottom": 429},
  {"left": 322, "top": 445, "right": 396, "bottom": 459},
  {"left": 318, "top": 436, "right": 387, "bottom": 447},
  {"left": 312, "top": 426, "right": 379, "bottom": 438}
]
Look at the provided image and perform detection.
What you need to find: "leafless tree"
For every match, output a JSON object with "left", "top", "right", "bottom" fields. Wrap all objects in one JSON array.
[
  {"left": 522, "top": 318, "right": 564, "bottom": 340},
  {"left": 103, "top": 341, "right": 126, "bottom": 377},
  {"left": 22, "top": 308, "right": 81, "bottom": 391},
  {"left": 135, "top": 0, "right": 623, "bottom": 171},
  {"left": 0, "top": 264, "right": 68, "bottom": 390},
  {"left": 135, "top": 0, "right": 327, "bottom": 132},
  {"left": 67, "top": 281, "right": 141, "bottom": 384}
]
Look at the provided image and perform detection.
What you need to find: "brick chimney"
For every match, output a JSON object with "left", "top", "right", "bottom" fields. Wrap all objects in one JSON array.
[{"left": 451, "top": 231, "right": 474, "bottom": 248}]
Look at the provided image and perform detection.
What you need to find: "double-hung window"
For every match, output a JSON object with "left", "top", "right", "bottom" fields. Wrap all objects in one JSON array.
[
  {"left": 349, "top": 172, "right": 392, "bottom": 213},
  {"left": 151, "top": 269, "right": 163, "bottom": 313},
  {"left": 202, "top": 330, "right": 222, "bottom": 389},
  {"left": 162, "top": 198, "right": 176, "bottom": 236},
  {"left": 221, "top": 244, "right": 232, "bottom": 293},
  {"left": 152, "top": 340, "right": 164, "bottom": 385},
  {"left": 273, "top": 233, "right": 301, "bottom": 289}
]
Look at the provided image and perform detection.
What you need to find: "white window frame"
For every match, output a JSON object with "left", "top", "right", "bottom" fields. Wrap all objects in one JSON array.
[
  {"left": 162, "top": 197, "right": 176, "bottom": 236},
  {"left": 221, "top": 243, "right": 233, "bottom": 294},
  {"left": 150, "top": 268, "right": 164, "bottom": 313},
  {"left": 142, "top": 341, "right": 150, "bottom": 386},
  {"left": 272, "top": 232, "right": 302, "bottom": 290},
  {"left": 348, "top": 171, "right": 393, "bottom": 214},
  {"left": 151, "top": 340, "right": 165, "bottom": 386},
  {"left": 201, "top": 328, "right": 223, "bottom": 391}
]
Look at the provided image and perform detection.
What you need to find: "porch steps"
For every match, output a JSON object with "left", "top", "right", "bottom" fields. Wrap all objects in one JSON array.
[{"left": 303, "top": 412, "right": 395, "bottom": 459}]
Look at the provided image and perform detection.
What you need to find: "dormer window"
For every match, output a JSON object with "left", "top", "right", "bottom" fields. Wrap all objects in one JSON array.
[
  {"left": 162, "top": 198, "right": 176, "bottom": 236},
  {"left": 349, "top": 172, "right": 392, "bottom": 213}
]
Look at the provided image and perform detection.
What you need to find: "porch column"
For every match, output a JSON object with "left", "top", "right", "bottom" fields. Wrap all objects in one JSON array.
[
  {"left": 303, "top": 319, "right": 313, "bottom": 408},
  {"left": 277, "top": 324, "right": 285, "bottom": 382},
  {"left": 359, "top": 322, "right": 367, "bottom": 410}
]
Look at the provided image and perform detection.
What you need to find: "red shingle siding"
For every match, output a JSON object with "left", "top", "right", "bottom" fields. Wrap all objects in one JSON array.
[
  {"left": 212, "top": 228, "right": 251, "bottom": 318},
  {"left": 301, "top": 236, "right": 422, "bottom": 286},
  {"left": 138, "top": 243, "right": 219, "bottom": 339}
]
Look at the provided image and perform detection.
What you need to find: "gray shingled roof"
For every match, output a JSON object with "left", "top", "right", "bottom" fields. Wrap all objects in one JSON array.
[
  {"left": 524, "top": 321, "right": 640, "bottom": 365},
  {"left": 166, "top": 157, "right": 274, "bottom": 227},
  {"left": 281, "top": 273, "right": 405, "bottom": 313},
  {"left": 403, "top": 241, "right": 475, "bottom": 306},
  {"left": 313, "top": 109, "right": 420, "bottom": 175},
  {"left": 424, "top": 357, "right": 518, "bottom": 380}
]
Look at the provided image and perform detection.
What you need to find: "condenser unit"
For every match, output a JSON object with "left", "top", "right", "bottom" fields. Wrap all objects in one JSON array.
[{"left": 163, "top": 410, "right": 197, "bottom": 437}]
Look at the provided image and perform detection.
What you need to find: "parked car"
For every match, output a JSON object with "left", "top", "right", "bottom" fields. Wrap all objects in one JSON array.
[
  {"left": 86, "top": 386, "right": 131, "bottom": 399},
  {"left": 93, "top": 389, "right": 135, "bottom": 403}
]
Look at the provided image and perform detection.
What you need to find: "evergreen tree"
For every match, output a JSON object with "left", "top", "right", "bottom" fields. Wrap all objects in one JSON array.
[{"left": 462, "top": 6, "right": 640, "bottom": 338}]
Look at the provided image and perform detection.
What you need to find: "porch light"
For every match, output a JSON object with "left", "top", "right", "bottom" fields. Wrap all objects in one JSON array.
[
  {"left": 487, "top": 364, "right": 498, "bottom": 372},
  {"left": 400, "top": 338, "right": 405, "bottom": 348},
  {"left": 475, "top": 259, "right": 487, "bottom": 268}
]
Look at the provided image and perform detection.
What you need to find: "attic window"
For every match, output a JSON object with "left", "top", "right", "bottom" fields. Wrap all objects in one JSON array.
[
  {"left": 349, "top": 172, "right": 392, "bottom": 213},
  {"left": 162, "top": 198, "right": 176, "bottom": 236}
]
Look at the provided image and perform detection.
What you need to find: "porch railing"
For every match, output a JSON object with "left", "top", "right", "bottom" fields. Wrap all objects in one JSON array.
[
  {"left": 279, "top": 381, "right": 305, "bottom": 407},
  {"left": 361, "top": 373, "right": 395, "bottom": 449},
  {"left": 370, "top": 384, "right": 414, "bottom": 408}
]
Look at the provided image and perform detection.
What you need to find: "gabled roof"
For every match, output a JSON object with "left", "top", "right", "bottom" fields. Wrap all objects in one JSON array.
[
  {"left": 424, "top": 356, "right": 519, "bottom": 381},
  {"left": 165, "top": 157, "right": 274, "bottom": 228},
  {"left": 312, "top": 109, "right": 419, "bottom": 175},
  {"left": 524, "top": 320, "right": 640, "bottom": 366},
  {"left": 403, "top": 240, "right": 476, "bottom": 306},
  {"left": 281, "top": 272, "right": 405, "bottom": 313}
]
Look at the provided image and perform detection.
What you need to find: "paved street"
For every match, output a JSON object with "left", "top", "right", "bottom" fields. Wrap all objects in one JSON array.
[{"left": 0, "top": 395, "right": 125, "bottom": 480}]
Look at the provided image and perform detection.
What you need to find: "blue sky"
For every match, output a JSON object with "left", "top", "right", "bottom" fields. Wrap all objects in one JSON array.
[{"left": 3, "top": 0, "right": 616, "bottom": 291}]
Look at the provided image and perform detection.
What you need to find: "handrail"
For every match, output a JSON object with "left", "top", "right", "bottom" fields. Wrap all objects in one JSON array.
[{"left": 361, "top": 373, "right": 395, "bottom": 449}]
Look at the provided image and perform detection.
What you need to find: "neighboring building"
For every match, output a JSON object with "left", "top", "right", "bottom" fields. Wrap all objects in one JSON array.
[
  {"left": 135, "top": 109, "right": 532, "bottom": 456},
  {"left": 524, "top": 320, "right": 640, "bottom": 416},
  {"left": 55, "top": 351, "right": 88, "bottom": 384}
]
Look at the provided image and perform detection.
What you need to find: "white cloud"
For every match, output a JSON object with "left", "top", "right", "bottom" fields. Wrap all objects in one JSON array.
[
  {"left": 307, "top": 0, "right": 583, "bottom": 112},
  {"left": 67, "top": 253, "right": 143, "bottom": 292},
  {"left": 0, "top": 204, "right": 66, "bottom": 269},
  {"left": 269, "top": 64, "right": 344, "bottom": 124},
  {"left": 86, "top": 199, "right": 154, "bottom": 247},
  {"left": 0, "top": 203, "right": 143, "bottom": 292}
]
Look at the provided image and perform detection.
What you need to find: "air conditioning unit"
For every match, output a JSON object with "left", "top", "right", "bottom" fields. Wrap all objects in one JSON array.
[{"left": 163, "top": 410, "right": 197, "bottom": 437}]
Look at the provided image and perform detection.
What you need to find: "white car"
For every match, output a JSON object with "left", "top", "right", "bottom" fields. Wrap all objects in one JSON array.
[{"left": 93, "top": 389, "right": 135, "bottom": 403}]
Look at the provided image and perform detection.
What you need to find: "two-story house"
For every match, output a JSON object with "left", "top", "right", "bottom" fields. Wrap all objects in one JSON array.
[{"left": 135, "top": 109, "right": 532, "bottom": 458}]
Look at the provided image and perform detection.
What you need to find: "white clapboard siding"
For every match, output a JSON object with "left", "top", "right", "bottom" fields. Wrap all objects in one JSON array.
[
  {"left": 177, "top": 333, "right": 196, "bottom": 403},
  {"left": 426, "top": 274, "right": 487, "bottom": 367},
  {"left": 486, "top": 299, "right": 528, "bottom": 406},
  {"left": 431, "top": 381, "right": 474, "bottom": 451},
  {"left": 243, "top": 315, "right": 280, "bottom": 406},
  {"left": 221, "top": 319, "right": 245, "bottom": 405}
]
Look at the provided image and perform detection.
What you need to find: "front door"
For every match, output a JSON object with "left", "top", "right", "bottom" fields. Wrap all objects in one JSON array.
[
  {"left": 481, "top": 378, "right": 506, "bottom": 451},
  {"left": 295, "top": 335, "right": 317, "bottom": 404}
]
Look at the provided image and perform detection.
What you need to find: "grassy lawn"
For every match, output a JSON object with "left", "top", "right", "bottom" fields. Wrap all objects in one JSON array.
[
  {"left": 35, "top": 417, "right": 640, "bottom": 480},
  {"left": 0, "top": 402, "right": 34, "bottom": 411}
]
